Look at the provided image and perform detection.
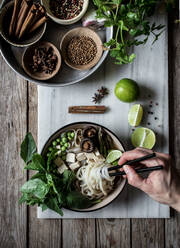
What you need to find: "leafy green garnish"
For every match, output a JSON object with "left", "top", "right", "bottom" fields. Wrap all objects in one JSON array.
[
  {"left": 24, "top": 153, "right": 45, "bottom": 172},
  {"left": 66, "top": 191, "right": 94, "bottom": 209},
  {"left": 92, "top": 0, "right": 173, "bottom": 64},
  {"left": 21, "top": 179, "right": 50, "bottom": 199},
  {"left": 19, "top": 133, "right": 95, "bottom": 216},
  {"left": 20, "top": 132, "right": 36, "bottom": 163}
]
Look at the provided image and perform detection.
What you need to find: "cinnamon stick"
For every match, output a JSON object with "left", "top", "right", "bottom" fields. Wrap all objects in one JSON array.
[
  {"left": 68, "top": 106, "right": 107, "bottom": 114},
  {"left": 18, "top": 4, "right": 36, "bottom": 39},
  {"left": 9, "top": 0, "right": 22, "bottom": 36},
  {"left": 15, "top": 0, "right": 32, "bottom": 37},
  {"left": 29, "top": 16, "right": 47, "bottom": 33}
]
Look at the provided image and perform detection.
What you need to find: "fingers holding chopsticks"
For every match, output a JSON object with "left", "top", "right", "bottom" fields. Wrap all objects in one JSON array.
[{"left": 118, "top": 148, "right": 165, "bottom": 168}]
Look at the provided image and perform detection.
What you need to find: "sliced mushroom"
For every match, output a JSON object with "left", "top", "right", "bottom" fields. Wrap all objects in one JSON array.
[
  {"left": 80, "top": 138, "right": 95, "bottom": 153},
  {"left": 83, "top": 126, "right": 97, "bottom": 139}
]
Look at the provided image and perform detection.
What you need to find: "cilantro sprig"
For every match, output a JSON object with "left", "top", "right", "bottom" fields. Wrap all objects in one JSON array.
[{"left": 93, "top": 0, "right": 169, "bottom": 64}]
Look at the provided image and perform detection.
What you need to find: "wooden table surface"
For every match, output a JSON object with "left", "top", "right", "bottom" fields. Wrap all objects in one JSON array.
[{"left": 0, "top": 11, "right": 180, "bottom": 248}]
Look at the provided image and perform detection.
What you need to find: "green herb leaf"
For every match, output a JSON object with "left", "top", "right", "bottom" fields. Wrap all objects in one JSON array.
[
  {"left": 20, "top": 178, "right": 49, "bottom": 200},
  {"left": 30, "top": 172, "right": 46, "bottom": 181},
  {"left": 66, "top": 191, "right": 93, "bottom": 209},
  {"left": 46, "top": 173, "right": 59, "bottom": 195},
  {"left": 24, "top": 153, "right": 45, "bottom": 172},
  {"left": 47, "top": 149, "right": 57, "bottom": 171},
  {"left": 40, "top": 203, "right": 48, "bottom": 212},
  {"left": 19, "top": 192, "right": 42, "bottom": 205},
  {"left": 93, "top": 0, "right": 168, "bottom": 64},
  {"left": 20, "top": 133, "right": 37, "bottom": 163},
  {"left": 45, "top": 197, "right": 63, "bottom": 216},
  {"left": 62, "top": 170, "right": 76, "bottom": 191}
]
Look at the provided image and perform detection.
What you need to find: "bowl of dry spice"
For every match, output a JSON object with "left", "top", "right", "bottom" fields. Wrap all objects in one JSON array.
[
  {"left": 41, "top": 0, "right": 89, "bottom": 25},
  {"left": 0, "top": 1, "right": 47, "bottom": 47},
  {"left": 60, "top": 27, "right": 103, "bottom": 70},
  {"left": 22, "top": 41, "right": 61, "bottom": 80}
]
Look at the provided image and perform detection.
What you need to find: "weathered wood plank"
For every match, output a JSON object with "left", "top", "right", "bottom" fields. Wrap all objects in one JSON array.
[
  {"left": 165, "top": 11, "right": 180, "bottom": 248},
  {"left": 0, "top": 54, "right": 27, "bottom": 248},
  {"left": 131, "top": 219, "right": 165, "bottom": 248},
  {"left": 62, "top": 219, "right": 95, "bottom": 248},
  {"left": 27, "top": 83, "right": 62, "bottom": 248},
  {"left": 96, "top": 219, "right": 130, "bottom": 248}
]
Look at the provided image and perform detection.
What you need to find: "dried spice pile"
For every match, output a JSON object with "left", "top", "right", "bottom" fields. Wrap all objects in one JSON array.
[
  {"left": 67, "top": 36, "right": 97, "bottom": 65},
  {"left": 30, "top": 47, "right": 57, "bottom": 74},
  {"left": 92, "top": 87, "right": 109, "bottom": 104},
  {"left": 50, "top": 0, "right": 83, "bottom": 20},
  {"left": 9, "top": 0, "right": 47, "bottom": 40}
]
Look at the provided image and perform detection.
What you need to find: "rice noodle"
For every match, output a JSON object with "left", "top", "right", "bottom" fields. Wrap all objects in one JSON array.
[{"left": 76, "top": 158, "right": 115, "bottom": 200}]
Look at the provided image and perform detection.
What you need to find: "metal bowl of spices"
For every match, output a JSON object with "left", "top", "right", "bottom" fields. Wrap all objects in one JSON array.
[
  {"left": 41, "top": 0, "right": 89, "bottom": 25},
  {"left": 60, "top": 27, "right": 103, "bottom": 70},
  {"left": 0, "top": 1, "right": 47, "bottom": 47},
  {"left": 22, "top": 41, "right": 61, "bottom": 80}
]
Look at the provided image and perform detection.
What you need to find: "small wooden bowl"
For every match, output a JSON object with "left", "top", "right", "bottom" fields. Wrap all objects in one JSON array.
[
  {"left": 60, "top": 27, "right": 103, "bottom": 70},
  {"left": 22, "top": 41, "right": 61, "bottom": 81},
  {"left": 41, "top": 0, "right": 89, "bottom": 25},
  {"left": 0, "top": 1, "right": 47, "bottom": 48}
]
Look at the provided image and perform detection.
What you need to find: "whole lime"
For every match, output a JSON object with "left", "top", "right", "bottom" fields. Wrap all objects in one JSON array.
[{"left": 114, "top": 78, "right": 140, "bottom": 103}]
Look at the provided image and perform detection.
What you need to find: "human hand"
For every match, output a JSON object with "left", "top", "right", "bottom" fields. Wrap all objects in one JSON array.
[{"left": 118, "top": 148, "right": 180, "bottom": 211}]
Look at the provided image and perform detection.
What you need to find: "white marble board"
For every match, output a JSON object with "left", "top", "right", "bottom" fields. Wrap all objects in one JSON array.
[{"left": 37, "top": 13, "right": 169, "bottom": 218}]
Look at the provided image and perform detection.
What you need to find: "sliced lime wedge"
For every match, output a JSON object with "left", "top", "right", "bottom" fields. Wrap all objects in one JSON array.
[
  {"left": 105, "top": 150, "right": 122, "bottom": 164},
  {"left": 131, "top": 127, "right": 156, "bottom": 149},
  {"left": 128, "top": 104, "right": 143, "bottom": 127}
]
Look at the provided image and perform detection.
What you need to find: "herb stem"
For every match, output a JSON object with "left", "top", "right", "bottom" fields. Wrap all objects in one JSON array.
[{"left": 115, "top": 26, "right": 120, "bottom": 44}]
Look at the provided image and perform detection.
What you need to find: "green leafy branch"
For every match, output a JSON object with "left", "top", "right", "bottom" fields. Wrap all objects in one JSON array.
[
  {"left": 19, "top": 133, "right": 95, "bottom": 216},
  {"left": 92, "top": 0, "right": 173, "bottom": 64}
]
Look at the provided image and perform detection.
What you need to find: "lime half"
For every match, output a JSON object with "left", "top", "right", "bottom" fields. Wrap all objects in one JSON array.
[
  {"left": 106, "top": 150, "right": 122, "bottom": 163},
  {"left": 128, "top": 104, "right": 143, "bottom": 127},
  {"left": 131, "top": 127, "right": 156, "bottom": 149}
]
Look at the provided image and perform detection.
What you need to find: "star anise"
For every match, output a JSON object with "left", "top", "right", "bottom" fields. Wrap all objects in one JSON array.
[
  {"left": 92, "top": 86, "right": 109, "bottom": 104},
  {"left": 92, "top": 93, "right": 102, "bottom": 104},
  {"left": 98, "top": 86, "right": 109, "bottom": 96}
]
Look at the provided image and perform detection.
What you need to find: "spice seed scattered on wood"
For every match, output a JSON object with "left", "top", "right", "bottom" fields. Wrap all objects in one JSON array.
[{"left": 67, "top": 36, "right": 97, "bottom": 65}]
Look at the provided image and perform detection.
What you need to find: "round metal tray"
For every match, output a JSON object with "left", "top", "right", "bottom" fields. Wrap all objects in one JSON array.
[{"left": 0, "top": 1, "right": 113, "bottom": 87}]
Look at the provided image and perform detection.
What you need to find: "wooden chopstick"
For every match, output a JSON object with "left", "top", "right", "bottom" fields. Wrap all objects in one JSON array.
[
  {"left": 108, "top": 152, "right": 156, "bottom": 172},
  {"left": 109, "top": 165, "right": 163, "bottom": 177}
]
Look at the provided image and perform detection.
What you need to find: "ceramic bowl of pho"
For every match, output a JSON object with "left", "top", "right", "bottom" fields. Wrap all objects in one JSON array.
[
  {"left": 41, "top": 122, "right": 126, "bottom": 212},
  {"left": 41, "top": 0, "right": 89, "bottom": 25}
]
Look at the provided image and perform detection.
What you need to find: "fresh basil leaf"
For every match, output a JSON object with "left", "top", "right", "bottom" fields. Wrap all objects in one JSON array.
[
  {"left": 66, "top": 191, "right": 93, "bottom": 209},
  {"left": 62, "top": 170, "right": 76, "bottom": 191},
  {"left": 40, "top": 203, "right": 48, "bottom": 212},
  {"left": 46, "top": 173, "right": 58, "bottom": 195},
  {"left": 24, "top": 153, "right": 46, "bottom": 172},
  {"left": 45, "top": 197, "right": 63, "bottom": 216},
  {"left": 19, "top": 192, "right": 42, "bottom": 205},
  {"left": 47, "top": 149, "right": 57, "bottom": 171},
  {"left": 20, "top": 133, "right": 37, "bottom": 163},
  {"left": 30, "top": 172, "right": 46, "bottom": 181},
  {"left": 20, "top": 179, "right": 49, "bottom": 199}
]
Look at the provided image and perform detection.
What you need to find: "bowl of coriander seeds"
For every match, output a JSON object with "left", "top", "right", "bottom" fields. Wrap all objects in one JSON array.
[{"left": 60, "top": 27, "right": 103, "bottom": 70}]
